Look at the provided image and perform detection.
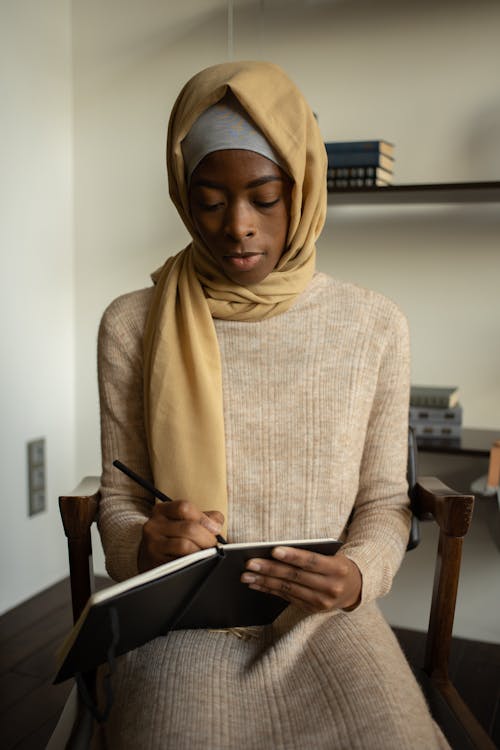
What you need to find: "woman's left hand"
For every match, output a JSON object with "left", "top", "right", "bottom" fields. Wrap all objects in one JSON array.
[{"left": 241, "top": 548, "right": 362, "bottom": 613}]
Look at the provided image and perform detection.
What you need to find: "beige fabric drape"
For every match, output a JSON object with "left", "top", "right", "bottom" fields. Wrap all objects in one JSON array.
[{"left": 143, "top": 61, "right": 327, "bottom": 534}]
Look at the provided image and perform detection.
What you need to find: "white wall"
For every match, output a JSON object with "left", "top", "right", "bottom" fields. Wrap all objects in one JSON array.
[{"left": 0, "top": 0, "right": 75, "bottom": 613}]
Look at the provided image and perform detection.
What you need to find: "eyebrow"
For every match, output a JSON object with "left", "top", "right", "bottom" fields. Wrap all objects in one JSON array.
[{"left": 191, "top": 175, "right": 284, "bottom": 190}]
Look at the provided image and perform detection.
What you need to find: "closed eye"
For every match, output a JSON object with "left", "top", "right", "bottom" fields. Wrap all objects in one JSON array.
[
  {"left": 255, "top": 198, "right": 280, "bottom": 208},
  {"left": 199, "top": 201, "right": 224, "bottom": 211}
]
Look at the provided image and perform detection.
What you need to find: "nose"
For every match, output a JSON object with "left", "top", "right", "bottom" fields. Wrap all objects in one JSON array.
[{"left": 224, "top": 200, "right": 256, "bottom": 242}]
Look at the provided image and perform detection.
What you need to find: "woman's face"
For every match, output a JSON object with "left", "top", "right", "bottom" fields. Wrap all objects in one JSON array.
[{"left": 188, "top": 149, "right": 292, "bottom": 285}]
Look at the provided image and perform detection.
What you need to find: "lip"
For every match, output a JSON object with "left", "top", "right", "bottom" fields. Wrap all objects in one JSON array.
[{"left": 223, "top": 253, "right": 264, "bottom": 271}]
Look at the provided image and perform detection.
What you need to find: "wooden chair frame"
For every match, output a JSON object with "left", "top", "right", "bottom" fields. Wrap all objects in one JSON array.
[{"left": 58, "top": 474, "right": 495, "bottom": 749}]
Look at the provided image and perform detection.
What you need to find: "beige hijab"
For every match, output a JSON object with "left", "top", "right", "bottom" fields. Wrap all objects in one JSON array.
[{"left": 143, "top": 61, "right": 327, "bottom": 535}]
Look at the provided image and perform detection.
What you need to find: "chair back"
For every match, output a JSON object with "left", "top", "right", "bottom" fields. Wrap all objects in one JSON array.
[{"left": 407, "top": 427, "right": 420, "bottom": 550}]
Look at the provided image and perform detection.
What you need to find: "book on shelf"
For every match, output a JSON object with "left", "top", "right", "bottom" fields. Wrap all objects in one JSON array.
[
  {"left": 327, "top": 166, "right": 393, "bottom": 189},
  {"left": 54, "top": 537, "right": 341, "bottom": 684},
  {"left": 327, "top": 166, "right": 393, "bottom": 180},
  {"left": 328, "top": 177, "right": 391, "bottom": 189},
  {"left": 409, "top": 404, "right": 463, "bottom": 425},
  {"left": 410, "top": 385, "right": 460, "bottom": 409},
  {"left": 324, "top": 147, "right": 394, "bottom": 172},
  {"left": 324, "top": 140, "right": 394, "bottom": 158},
  {"left": 412, "top": 422, "right": 462, "bottom": 440}
]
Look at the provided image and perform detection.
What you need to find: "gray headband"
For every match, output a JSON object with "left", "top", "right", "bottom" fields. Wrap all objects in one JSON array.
[{"left": 181, "top": 95, "right": 286, "bottom": 182}]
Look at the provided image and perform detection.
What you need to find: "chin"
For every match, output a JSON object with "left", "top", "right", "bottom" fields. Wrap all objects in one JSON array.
[{"left": 226, "top": 269, "right": 269, "bottom": 286}]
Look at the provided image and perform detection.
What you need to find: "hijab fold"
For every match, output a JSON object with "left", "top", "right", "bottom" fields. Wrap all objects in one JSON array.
[{"left": 143, "top": 62, "right": 327, "bottom": 535}]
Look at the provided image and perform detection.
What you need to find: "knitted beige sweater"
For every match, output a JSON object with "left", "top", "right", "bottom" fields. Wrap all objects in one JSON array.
[{"left": 96, "top": 272, "right": 448, "bottom": 749}]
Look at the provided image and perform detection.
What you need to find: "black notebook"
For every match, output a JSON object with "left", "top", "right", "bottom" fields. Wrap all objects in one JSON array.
[{"left": 54, "top": 537, "right": 341, "bottom": 684}]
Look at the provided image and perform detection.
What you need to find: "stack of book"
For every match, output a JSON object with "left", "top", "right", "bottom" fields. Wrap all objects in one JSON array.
[
  {"left": 409, "top": 385, "right": 463, "bottom": 446},
  {"left": 325, "top": 140, "right": 394, "bottom": 189}
]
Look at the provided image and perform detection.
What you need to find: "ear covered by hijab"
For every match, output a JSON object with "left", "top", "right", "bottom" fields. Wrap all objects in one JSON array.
[{"left": 143, "top": 62, "right": 327, "bottom": 535}]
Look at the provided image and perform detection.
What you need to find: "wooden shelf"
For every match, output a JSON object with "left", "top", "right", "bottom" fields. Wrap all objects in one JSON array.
[
  {"left": 417, "top": 428, "right": 500, "bottom": 458},
  {"left": 327, "top": 181, "right": 500, "bottom": 206}
]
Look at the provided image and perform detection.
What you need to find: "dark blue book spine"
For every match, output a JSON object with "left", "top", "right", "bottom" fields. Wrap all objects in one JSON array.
[
  {"left": 325, "top": 150, "right": 394, "bottom": 168},
  {"left": 325, "top": 140, "right": 392, "bottom": 153}
]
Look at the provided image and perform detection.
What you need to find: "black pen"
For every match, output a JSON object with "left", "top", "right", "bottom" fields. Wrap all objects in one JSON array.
[{"left": 112, "top": 459, "right": 227, "bottom": 544}]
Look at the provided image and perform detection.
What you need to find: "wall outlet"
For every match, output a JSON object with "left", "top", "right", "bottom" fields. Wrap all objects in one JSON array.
[{"left": 27, "top": 438, "right": 46, "bottom": 516}]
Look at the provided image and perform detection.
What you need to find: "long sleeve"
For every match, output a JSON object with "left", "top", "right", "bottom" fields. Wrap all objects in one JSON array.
[
  {"left": 97, "top": 287, "right": 154, "bottom": 581},
  {"left": 340, "top": 306, "right": 412, "bottom": 605}
]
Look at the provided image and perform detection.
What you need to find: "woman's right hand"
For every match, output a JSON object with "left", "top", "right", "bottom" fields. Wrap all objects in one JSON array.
[{"left": 138, "top": 501, "right": 224, "bottom": 573}]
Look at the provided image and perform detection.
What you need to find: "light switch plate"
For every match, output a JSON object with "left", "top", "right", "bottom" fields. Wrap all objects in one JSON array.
[{"left": 27, "top": 438, "right": 46, "bottom": 516}]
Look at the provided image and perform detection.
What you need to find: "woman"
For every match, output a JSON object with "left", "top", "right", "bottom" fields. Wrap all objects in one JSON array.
[{"left": 97, "top": 61, "right": 448, "bottom": 748}]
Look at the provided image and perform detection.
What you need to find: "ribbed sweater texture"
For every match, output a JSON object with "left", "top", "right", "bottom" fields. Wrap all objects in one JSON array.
[{"left": 96, "top": 272, "right": 449, "bottom": 749}]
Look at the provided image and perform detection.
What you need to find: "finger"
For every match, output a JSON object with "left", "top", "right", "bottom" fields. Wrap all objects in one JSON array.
[
  {"left": 144, "top": 513, "right": 219, "bottom": 551},
  {"left": 200, "top": 510, "right": 224, "bottom": 534},
  {"left": 241, "top": 564, "right": 335, "bottom": 601},
  {"left": 241, "top": 552, "right": 352, "bottom": 611},
  {"left": 245, "top": 546, "right": 345, "bottom": 582},
  {"left": 160, "top": 519, "right": 219, "bottom": 547},
  {"left": 154, "top": 535, "right": 205, "bottom": 559},
  {"left": 243, "top": 558, "right": 330, "bottom": 593},
  {"left": 154, "top": 501, "right": 223, "bottom": 536},
  {"left": 272, "top": 547, "right": 355, "bottom": 584},
  {"left": 241, "top": 552, "right": 361, "bottom": 612},
  {"left": 243, "top": 572, "right": 336, "bottom": 613},
  {"left": 140, "top": 523, "right": 215, "bottom": 567},
  {"left": 155, "top": 499, "right": 204, "bottom": 523},
  {"left": 271, "top": 546, "right": 330, "bottom": 573}
]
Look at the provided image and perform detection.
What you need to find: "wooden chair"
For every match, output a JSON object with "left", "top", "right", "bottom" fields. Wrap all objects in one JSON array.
[{"left": 56, "top": 445, "right": 496, "bottom": 750}]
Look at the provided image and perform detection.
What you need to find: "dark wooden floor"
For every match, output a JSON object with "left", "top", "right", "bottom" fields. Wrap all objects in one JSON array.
[{"left": 1, "top": 577, "right": 499, "bottom": 749}]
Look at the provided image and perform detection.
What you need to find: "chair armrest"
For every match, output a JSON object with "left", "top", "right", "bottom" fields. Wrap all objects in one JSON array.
[
  {"left": 412, "top": 476, "right": 474, "bottom": 537},
  {"left": 410, "top": 478, "right": 499, "bottom": 747},
  {"left": 412, "top": 476, "right": 475, "bottom": 681},
  {"left": 64, "top": 476, "right": 101, "bottom": 497},
  {"left": 59, "top": 477, "right": 100, "bottom": 540},
  {"left": 59, "top": 477, "right": 101, "bottom": 622}
]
